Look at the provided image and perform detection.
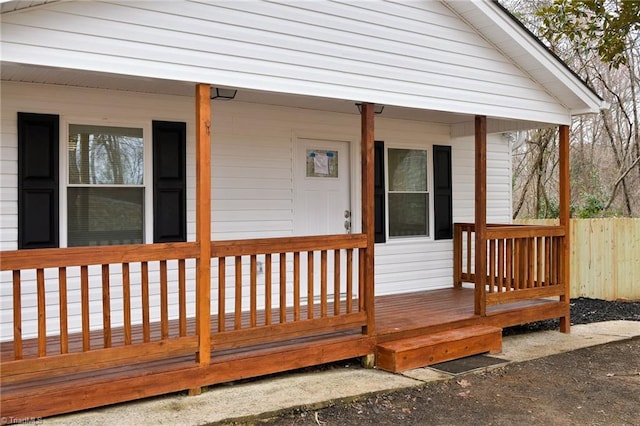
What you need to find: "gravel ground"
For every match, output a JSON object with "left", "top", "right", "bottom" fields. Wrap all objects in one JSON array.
[{"left": 503, "top": 297, "right": 640, "bottom": 335}]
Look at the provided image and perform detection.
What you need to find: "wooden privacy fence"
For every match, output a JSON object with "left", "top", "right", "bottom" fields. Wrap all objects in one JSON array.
[
  {"left": 515, "top": 218, "right": 640, "bottom": 301},
  {"left": 454, "top": 223, "right": 567, "bottom": 307}
]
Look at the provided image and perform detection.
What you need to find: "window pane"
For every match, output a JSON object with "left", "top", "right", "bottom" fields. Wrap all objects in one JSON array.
[
  {"left": 68, "top": 124, "right": 143, "bottom": 185},
  {"left": 389, "top": 193, "right": 429, "bottom": 237},
  {"left": 68, "top": 187, "right": 143, "bottom": 246},
  {"left": 388, "top": 149, "right": 427, "bottom": 191}
]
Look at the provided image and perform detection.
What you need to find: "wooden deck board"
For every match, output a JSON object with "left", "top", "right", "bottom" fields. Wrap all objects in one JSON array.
[{"left": 1, "top": 288, "right": 565, "bottom": 419}]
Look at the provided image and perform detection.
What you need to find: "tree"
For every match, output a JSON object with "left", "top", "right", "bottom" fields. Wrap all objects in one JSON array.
[
  {"left": 537, "top": 0, "right": 640, "bottom": 68},
  {"left": 504, "top": 0, "right": 640, "bottom": 218}
]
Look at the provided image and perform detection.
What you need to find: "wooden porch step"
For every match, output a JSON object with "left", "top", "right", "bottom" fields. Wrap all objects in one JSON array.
[{"left": 375, "top": 325, "right": 502, "bottom": 373}]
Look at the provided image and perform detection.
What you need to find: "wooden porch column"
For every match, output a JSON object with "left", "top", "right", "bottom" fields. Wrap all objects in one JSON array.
[
  {"left": 361, "top": 103, "right": 375, "bottom": 336},
  {"left": 474, "top": 115, "right": 487, "bottom": 316},
  {"left": 195, "top": 84, "right": 212, "bottom": 364},
  {"left": 559, "top": 124, "right": 571, "bottom": 333}
]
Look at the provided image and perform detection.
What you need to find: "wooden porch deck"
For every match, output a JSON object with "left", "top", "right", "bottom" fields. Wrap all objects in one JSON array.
[{"left": 0, "top": 287, "right": 565, "bottom": 420}]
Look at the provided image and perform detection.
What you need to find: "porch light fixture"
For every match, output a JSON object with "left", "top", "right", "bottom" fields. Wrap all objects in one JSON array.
[
  {"left": 211, "top": 87, "right": 237, "bottom": 100},
  {"left": 355, "top": 102, "right": 384, "bottom": 114}
]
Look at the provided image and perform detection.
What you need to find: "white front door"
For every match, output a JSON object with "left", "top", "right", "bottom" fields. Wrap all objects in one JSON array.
[{"left": 294, "top": 138, "right": 351, "bottom": 236}]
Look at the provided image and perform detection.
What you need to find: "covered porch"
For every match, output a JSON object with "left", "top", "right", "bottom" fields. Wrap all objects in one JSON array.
[{"left": 0, "top": 88, "right": 572, "bottom": 418}]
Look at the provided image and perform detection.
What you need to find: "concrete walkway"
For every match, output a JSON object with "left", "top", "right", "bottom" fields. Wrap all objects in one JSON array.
[{"left": 45, "top": 320, "right": 640, "bottom": 426}]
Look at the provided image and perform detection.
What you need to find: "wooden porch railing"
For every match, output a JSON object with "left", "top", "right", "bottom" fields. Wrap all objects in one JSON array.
[
  {"left": 209, "top": 234, "right": 368, "bottom": 350},
  {"left": 454, "top": 223, "right": 566, "bottom": 309},
  {"left": 0, "top": 234, "right": 369, "bottom": 383},
  {"left": 0, "top": 242, "right": 201, "bottom": 383}
]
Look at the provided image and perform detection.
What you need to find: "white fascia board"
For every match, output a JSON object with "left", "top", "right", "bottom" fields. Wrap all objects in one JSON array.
[
  {"left": 0, "top": 44, "right": 573, "bottom": 125},
  {"left": 455, "top": 0, "right": 603, "bottom": 116}
]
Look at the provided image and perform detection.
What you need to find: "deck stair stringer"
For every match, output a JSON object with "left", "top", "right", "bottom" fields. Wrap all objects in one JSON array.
[{"left": 375, "top": 325, "right": 502, "bottom": 373}]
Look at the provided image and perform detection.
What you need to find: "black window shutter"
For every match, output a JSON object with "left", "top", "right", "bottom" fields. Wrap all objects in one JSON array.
[
  {"left": 433, "top": 145, "right": 453, "bottom": 240},
  {"left": 18, "top": 113, "right": 59, "bottom": 249},
  {"left": 374, "top": 141, "right": 386, "bottom": 243},
  {"left": 153, "top": 121, "right": 187, "bottom": 242}
]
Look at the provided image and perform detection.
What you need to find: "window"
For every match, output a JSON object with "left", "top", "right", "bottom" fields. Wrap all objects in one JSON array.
[
  {"left": 374, "top": 143, "right": 452, "bottom": 243},
  {"left": 387, "top": 148, "right": 429, "bottom": 238},
  {"left": 18, "top": 114, "right": 187, "bottom": 249},
  {"left": 67, "top": 124, "right": 145, "bottom": 246}
]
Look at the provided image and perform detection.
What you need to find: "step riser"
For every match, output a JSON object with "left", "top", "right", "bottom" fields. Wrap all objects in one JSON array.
[{"left": 376, "top": 326, "right": 502, "bottom": 373}]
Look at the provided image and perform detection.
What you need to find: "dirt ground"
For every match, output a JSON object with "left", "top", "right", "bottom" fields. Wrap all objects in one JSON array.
[{"left": 252, "top": 337, "right": 639, "bottom": 426}]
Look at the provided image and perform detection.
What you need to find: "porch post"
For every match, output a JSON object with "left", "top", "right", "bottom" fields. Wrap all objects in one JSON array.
[
  {"left": 559, "top": 124, "right": 571, "bottom": 333},
  {"left": 361, "top": 103, "right": 375, "bottom": 336},
  {"left": 195, "top": 84, "right": 212, "bottom": 364},
  {"left": 474, "top": 115, "right": 487, "bottom": 316}
]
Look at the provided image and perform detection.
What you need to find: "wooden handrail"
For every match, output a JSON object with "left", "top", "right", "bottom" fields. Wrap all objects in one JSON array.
[
  {"left": 210, "top": 234, "right": 367, "bottom": 257},
  {"left": 485, "top": 226, "right": 565, "bottom": 239},
  {"left": 0, "top": 242, "right": 199, "bottom": 270}
]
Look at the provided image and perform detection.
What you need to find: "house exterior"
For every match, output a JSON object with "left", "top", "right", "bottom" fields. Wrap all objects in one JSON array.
[{"left": 0, "top": 0, "right": 602, "bottom": 419}]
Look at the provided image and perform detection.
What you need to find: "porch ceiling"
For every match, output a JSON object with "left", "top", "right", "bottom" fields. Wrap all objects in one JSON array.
[{"left": 1, "top": 62, "right": 549, "bottom": 135}]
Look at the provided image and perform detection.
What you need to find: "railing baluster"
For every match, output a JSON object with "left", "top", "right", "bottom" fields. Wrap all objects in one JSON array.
[
  {"left": 160, "top": 260, "right": 169, "bottom": 340},
  {"left": 545, "top": 236, "right": 552, "bottom": 286},
  {"left": 122, "top": 263, "right": 132, "bottom": 345},
  {"left": 81, "top": 265, "right": 90, "bottom": 351},
  {"left": 307, "top": 251, "right": 314, "bottom": 319},
  {"left": 59, "top": 267, "right": 68, "bottom": 353},
  {"left": 346, "top": 248, "right": 353, "bottom": 313},
  {"left": 12, "top": 270, "right": 22, "bottom": 360},
  {"left": 265, "top": 254, "right": 272, "bottom": 325},
  {"left": 218, "top": 257, "right": 226, "bottom": 332},
  {"left": 536, "top": 237, "right": 543, "bottom": 288},
  {"left": 250, "top": 255, "right": 257, "bottom": 327},
  {"left": 321, "top": 250, "right": 327, "bottom": 317},
  {"left": 358, "top": 248, "right": 365, "bottom": 311},
  {"left": 141, "top": 261, "right": 150, "bottom": 343},
  {"left": 488, "top": 239, "right": 495, "bottom": 293},
  {"left": 293, "top": 252, "right": 300, "bottom": 321},
  {"left": 466, "top": 226, "right": 472, "bottom": 279},
  {"left": 506, "top": 239, "right": 513, "bottom": 291},
  {"left": 102, "top": 264, "right": 112, "bottom": 348},
  {"left": 497, "top": 239, "right": 504, "bottom": 292},
  {"left": 37, "top": 268, "right": 46, "bottom": 357},
  {"left": 552, "top": 237, "right": 561, "bottom": 285},
  {"left": 453, "top": 224, "right": 462, "bottom": 287},
  {"left": 334, "top": 250, "right": 341, "bottom": 315},
  {"left": 235, "top": 256, "right": 242, "bottom": 330},
  {"left": 528, "top": 238, "right": 535, "bottom": 288},
  {"left": 279, "top": 253, "right": 286, "bottom": 323},
  {"left": 178, "top": 259, "right": 186, "bottom": 337}
]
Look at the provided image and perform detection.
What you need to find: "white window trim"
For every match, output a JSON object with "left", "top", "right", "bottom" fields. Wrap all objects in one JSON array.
[
  {"left": 384, "top": 144, "right": 434, "bottom": 243},
  {"left": 60, "top": 118, "right": 153, "bottom": 247}
]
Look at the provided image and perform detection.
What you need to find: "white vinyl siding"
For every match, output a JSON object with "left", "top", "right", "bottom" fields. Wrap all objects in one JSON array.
[
  {"left": 374, "top": 128, "right": 512, "bottom": 296},
  {"left": 0, "top": 81, "right": 513, "bottom": 340},
  {"left": 1, "top": 0, "right": 571, "bottom": 124},
  {"left": 0, "top": 82, "right": 198, "bottom": 341}
]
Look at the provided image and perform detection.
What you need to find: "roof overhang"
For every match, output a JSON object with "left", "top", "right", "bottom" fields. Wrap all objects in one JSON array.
[{"left": 446, "top": 1, "right": 605, "bottom": 117}]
